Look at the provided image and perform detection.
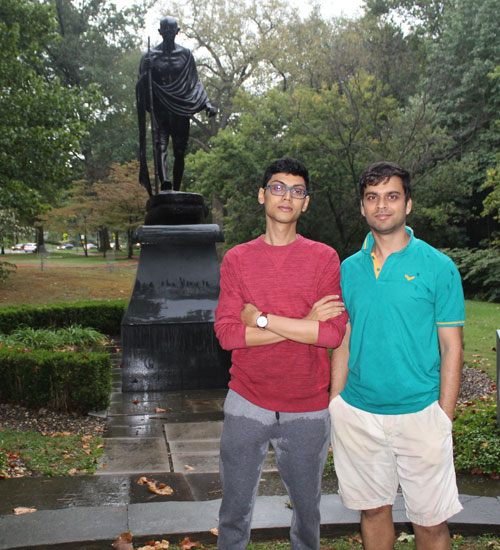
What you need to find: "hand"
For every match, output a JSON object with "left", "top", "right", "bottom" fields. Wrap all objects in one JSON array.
[
  {"left": 205, "top": 103, "right": 217, "bottom": 117},
  {"left": 241, "top": 303, "right": 260, "bottom": 327},
  {"left": 304, "top": 295, "right": 345, "bottom": 322}
]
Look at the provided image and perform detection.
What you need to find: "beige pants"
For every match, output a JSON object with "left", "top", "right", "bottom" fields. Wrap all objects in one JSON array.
[{"left": 329, "top": 396, "right": 463, "bottom": 526}]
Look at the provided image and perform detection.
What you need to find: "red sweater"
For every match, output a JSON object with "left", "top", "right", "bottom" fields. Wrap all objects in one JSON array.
[{"left": 214, "top": 235, "right": 348, "bottom": 412}]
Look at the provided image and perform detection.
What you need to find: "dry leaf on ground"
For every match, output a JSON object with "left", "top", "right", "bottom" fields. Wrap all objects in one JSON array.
[
  {"left": 180, "top": 536, "right": 204, "bottom": 549},
  {"left": 13, "top": 507, "right": 37, "bottom": 515},
  {"left": 137, "top": 540, "right": 170, "bottom": 549},
  {"left": 137, "top": 476, "right": 174, "bottom": 495},
  {"left": 209, "top": 528, "right": 219, "bottom": 536},
  {"left": 184, "top": 464, "right": 195, "bottom": 471},
  {"left": 112, "top": 532, "right": 133, "bottom": 550}
]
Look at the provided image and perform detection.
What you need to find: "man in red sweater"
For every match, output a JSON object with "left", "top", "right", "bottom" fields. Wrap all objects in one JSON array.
[{"left": 214, "top": 157, "right": 348, "bottom": 549}]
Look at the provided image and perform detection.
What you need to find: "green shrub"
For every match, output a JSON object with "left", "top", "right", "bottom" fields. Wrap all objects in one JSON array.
[
  {"left": 0, "top": 325, "right": 107, "bottom": 349},
  {"left": 453, "top": 399, "right": 500, "bottom": 476},
  {"left": 0, "top": 300, "right": 126, "bottom": 335},
  {"left": 0, "top": 260, "right": 16, "bottom": 282},
  {"left": 441, "top": 248, "right": 500, "bottom": 302},
  {"left": 0, "top": 347, "right": 112, "bottom": 413}
]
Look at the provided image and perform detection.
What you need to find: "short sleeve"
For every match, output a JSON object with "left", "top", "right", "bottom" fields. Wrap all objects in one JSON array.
[{"left": 435, "top": 259, "right": 465, "bottom": 327}]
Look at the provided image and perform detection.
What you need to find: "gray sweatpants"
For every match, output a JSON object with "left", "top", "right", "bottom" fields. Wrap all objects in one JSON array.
[{"left": 217, "top": 389, "right": 330, "bottom": 550}]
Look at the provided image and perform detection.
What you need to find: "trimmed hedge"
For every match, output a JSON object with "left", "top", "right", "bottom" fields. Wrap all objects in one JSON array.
[
  {"left": 0, "top": 347, "right": 112, "bottom": 413},
  {"left": 0, "top": 300, "right": 127, "bottom": 335}
]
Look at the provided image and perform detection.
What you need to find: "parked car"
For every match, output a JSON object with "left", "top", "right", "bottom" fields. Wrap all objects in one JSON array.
[
  {"left": 86, "top": 243, "right": 98, "bottom": 249},
  {"left": 56, "top": 243, "right": 74, "bottom": 250},
  {"left": 23, "top": 243, "right": 37, "bottom": 253},
  {"left": 11, "top": 243, "right": 25, "bottom": 251}
]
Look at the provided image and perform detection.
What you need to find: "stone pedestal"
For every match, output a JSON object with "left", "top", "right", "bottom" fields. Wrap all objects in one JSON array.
[{"left": 121, "top": 224, "right": 231, "bottom": 392}]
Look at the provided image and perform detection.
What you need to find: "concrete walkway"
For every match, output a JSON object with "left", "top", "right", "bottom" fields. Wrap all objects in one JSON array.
[{"left": 1, "top": 363, "right": 500, "bottom": 549}]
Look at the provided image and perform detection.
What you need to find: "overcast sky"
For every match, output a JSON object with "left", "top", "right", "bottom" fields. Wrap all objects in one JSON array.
[{"left": 120, "top": 0, "right": 365, "bottom": 44}]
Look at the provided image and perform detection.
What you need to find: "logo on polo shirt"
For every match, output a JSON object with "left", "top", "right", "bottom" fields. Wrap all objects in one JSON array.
[{"left": 405, "top": 274, "right": 416, "bottom": 281}]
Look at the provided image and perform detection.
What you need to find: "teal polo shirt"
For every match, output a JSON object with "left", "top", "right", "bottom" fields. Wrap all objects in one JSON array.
[{"left": 340, "top": 227, "right": 465, "bottom": 415}]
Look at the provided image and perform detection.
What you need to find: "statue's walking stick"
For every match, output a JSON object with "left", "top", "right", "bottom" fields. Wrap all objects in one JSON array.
[{"left": 147, "top": 37, "right": 160, "bottom": 195}]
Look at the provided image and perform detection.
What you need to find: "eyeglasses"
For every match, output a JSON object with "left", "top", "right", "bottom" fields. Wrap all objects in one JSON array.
[{"left": 265, "top": 183, "right": 308, "bottom": 200}]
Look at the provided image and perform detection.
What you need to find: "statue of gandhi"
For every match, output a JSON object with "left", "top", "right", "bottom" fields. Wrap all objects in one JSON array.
[{"left": 137, "top": 17, "right": 216, "bottom": 194}]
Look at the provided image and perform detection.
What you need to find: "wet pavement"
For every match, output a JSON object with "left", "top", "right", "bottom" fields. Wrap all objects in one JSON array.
[{"left": 1, "top": 364, "right": 500, "bottom": 549}]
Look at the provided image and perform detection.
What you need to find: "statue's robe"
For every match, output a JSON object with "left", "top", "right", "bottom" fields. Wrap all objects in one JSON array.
[{"left": 136, "top": 45, "right": 209, "bottom": 194}]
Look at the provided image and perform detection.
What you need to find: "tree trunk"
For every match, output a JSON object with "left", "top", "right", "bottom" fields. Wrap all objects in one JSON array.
[
  {"left": 35, "top": 226, "right": 46, "bottom": 254},
  {"left": 127, "top": 228, "right": 134, "bottom": 259},
  {"left": 99, "top": 227, "right": 111, "bottom": 258},
  {"left": 80, "top": 234, "right": 88, "bottom": 257}
]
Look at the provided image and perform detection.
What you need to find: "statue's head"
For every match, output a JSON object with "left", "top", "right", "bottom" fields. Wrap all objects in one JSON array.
[{"left": 159, "top": 17, "right": 179, "bottom": 39}]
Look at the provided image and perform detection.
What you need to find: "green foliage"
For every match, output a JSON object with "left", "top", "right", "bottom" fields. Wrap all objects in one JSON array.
[
  {"left": 0, "top": 261, "right": 16, "bottom": 282},
  {"left": 0, "top": 429, "right": 103, "bottom": 476},
  {"left": 0, "top": 0, "right": 100, "bottom": 224},
  {"left": 453, "top": 399, "right": 500, "bottom": 476},
  {"left": 44, "top": 0, "right": 148, "bottom": 181},
  {"left": 441, "top": 248, "right": 500, "bottom": 302},
  {"left": 0, "top": 348, "right": 111, "bottom": 413},
  {"left": 0, "top": 300, "right": 126, "bottom": 335},
  {"left": 0, "top": 325, "right": 106, "bottom": 350}
]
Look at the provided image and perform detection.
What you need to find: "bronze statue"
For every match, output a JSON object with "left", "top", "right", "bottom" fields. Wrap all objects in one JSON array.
[{"left": 137, "top": 16, "right": 216, "bottom": 195}]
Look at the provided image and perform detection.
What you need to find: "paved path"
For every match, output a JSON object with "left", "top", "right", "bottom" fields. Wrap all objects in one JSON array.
[{"left": 1, "top": 364, "right": 499, "bottom": 549}]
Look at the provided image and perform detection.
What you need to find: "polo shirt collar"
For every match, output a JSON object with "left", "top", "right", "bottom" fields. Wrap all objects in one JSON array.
[{"left": 361, "top": 226, "right": 414, "bottom": 255}]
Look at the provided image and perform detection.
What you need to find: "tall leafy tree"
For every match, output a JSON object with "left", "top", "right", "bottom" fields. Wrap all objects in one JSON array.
[
  {"left": 43, "top": 0, "right": 150, "bottom": 181},
  {"left": 0, "top": 0, "right": 97, "bottom": 229}
]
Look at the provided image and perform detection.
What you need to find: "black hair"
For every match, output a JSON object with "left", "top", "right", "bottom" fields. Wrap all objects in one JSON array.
[
  {"left": 359, "top": 161, "right": 411, "bottom": 202},
  {"left": 262, "top": 157, "right": 310, "bottom": 190}
]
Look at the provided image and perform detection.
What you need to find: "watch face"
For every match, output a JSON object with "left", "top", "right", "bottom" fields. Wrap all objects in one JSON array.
[{"left": 257, "top": 315, "right": 268, "bottom": 328}]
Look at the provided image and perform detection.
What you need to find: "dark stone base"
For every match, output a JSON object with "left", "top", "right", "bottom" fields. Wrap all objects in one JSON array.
[
  {"left": 121, "top": 224, "right": 231, "bottom": 392},
  {"left": 145, "top": 191, "right": 208, "bottom": 225},
  {"left": 121, "top": 323, "right": 229, "bottom": 392}
]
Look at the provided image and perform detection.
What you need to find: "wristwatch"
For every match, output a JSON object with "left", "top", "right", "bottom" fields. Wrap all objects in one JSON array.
[{"left": 256, "top": 312, "right": 269, "bottom": 329}]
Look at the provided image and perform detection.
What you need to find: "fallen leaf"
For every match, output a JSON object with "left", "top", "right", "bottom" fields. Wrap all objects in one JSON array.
[
  {"left": 209, "top": 528, "right": 219, "bottom": 536},
  {"left": 137, "top": 476, "right": 174, "bottom": 495},
  {"left": 112, "top": 532, "right": 133, "bottom": 550},
  {"left": 132, "top": 400, "right": 139, "bottom": 405},
  {"left": 13, "top": 507, "right": 37, "bottom": 515},
  {"left": 180, "top": 536, "right": 204, "bottom": 549},
  {"left": 348, "top": 536, "right": 363, "bottom": 543},
  {"left": 155, "top": 408, "right": 166, "bottom": 413},
  {"left": 184, "top": 464, "right": 195, "bottom": 471},
  {"left": 397, "top": 532, "right": 415, "bottom": 542}
]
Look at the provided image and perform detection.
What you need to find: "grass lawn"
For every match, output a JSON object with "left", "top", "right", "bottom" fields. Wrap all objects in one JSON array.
[
  {"left": 0, "top": 251, "right": 137, "bottom": 306},
  {"left": 464, "top": 300, "right": 500, "bottom": 380},
  {"left": 0, "top": 429, "right": 103, "bottom": 476}
]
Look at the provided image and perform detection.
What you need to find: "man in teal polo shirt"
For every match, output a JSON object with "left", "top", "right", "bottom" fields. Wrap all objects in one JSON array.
[{"left": 329, "top": 161, "right": 465, "bottom": 550}]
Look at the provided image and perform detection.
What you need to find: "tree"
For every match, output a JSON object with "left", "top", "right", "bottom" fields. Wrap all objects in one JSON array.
[
  {"left": 42, "top": 161, "right": 149, "bottom": 258},
  {"left": 422, "top": 0, "right": 500, "bottom": 246},
  {"left": 42, "top": 0, "right": 150, "bottom": 182},
  {"left": 91, "top": 161, "right": 149, "bottom": 258},
  {"left": 0, "top": 0, "right": 98, "bottom": 227}
]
